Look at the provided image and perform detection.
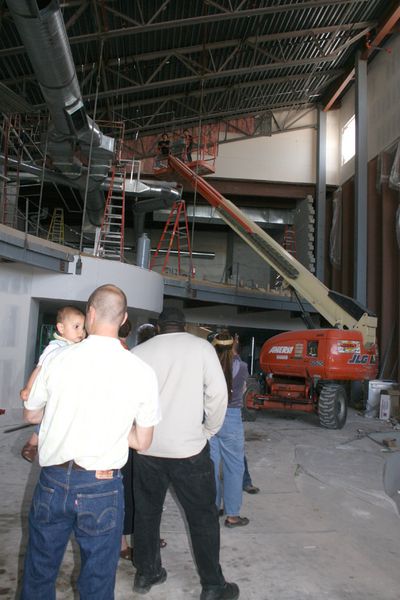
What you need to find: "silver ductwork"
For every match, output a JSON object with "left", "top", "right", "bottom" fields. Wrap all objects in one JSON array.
[
  {"left": 6, "top": 0, "right": 182, "bottom": 229},
  {"left": 0, "top": 154, "right": 181, "bottom": 215},
  {"left": 153, "top": 205, "right": 294, "bottom": 226},
  {"left": 6, "top": 0, "right": 114, "bottom": 225},
  {"left": 7, "top": 0, "right": 85, "bottom": 138}
]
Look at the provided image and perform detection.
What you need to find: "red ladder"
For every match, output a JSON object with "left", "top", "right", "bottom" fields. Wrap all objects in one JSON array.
[{"left": 150, "top": 199, "right": 194, "bottom": 276}]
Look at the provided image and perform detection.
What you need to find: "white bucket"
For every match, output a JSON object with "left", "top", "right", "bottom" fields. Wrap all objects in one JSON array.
[{"left": 365, "top": 380, "right": 396, "bottom": 418}]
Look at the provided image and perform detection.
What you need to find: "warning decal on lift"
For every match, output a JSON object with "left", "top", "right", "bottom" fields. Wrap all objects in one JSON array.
[
  {"left": 348, "top": 354, "right": 377, "bottom": 365},
  {"left": 269, "top": 346, "right": 293, "bottom": 354}
]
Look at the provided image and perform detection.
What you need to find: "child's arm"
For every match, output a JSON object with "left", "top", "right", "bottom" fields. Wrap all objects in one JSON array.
[
  {"left": 24, "top": 406, "right": 44, "bottom": 424},
  {"left": 20, "top": 366, "right": 42, "bottom": 402}
]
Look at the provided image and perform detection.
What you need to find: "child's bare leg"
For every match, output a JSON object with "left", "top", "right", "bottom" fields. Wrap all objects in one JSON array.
[{"left": 27, "top": 432, "right": 38, "bottom": 446}]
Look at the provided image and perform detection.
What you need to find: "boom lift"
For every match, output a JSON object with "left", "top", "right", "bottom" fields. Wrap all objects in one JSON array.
[{"left": 167, "top": 155, "right": 379, "bottom": 429}]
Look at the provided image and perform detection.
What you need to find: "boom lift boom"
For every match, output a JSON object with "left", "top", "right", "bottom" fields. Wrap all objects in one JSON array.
[
  {"left": 168, "top": 155, "right": 377, "bottom": 348},
  {"left": 167, "top": 155, "right": 379, "bottom": 429}
]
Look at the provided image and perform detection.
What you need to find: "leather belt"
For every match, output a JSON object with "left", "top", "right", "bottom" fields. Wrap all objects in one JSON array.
[{"left": 56, "top": 460, "right": 85, "bottom": 471}]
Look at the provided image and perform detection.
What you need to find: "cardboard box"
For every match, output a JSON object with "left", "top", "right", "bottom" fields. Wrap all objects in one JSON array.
[{"left": 379, "top": 390, "right": 400, "bottom": 420}]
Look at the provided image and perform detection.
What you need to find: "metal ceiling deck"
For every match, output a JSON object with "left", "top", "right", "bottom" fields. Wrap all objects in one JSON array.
[{"left": 0, "top": 0, "right": 396, "bottom": 140}]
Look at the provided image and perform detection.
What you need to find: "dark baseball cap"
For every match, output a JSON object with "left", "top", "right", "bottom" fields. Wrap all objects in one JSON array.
[{"left": 158, "top": 307, "right": 186, "bottom": 325}]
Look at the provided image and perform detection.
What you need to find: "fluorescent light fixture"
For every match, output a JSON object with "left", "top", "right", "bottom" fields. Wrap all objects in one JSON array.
[{"left": 151, "top": 249, "right": 215, "bottom": 259}]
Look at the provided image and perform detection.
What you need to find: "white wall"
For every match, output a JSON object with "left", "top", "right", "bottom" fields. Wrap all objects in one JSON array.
[
  {"left": 215, "top": 34, "right": 400, "bottom": 189},
  {"left": 214, "top": 128, "right": 316, "bottom": 184},
  {"left": 339, "top": 35, "right": 400, "bottom": 183},
  {"left": 0, "top": 256, "right": 164, "bottom": 408},
  {"left": 212, "top": 107, "right": 340, "bottom": 186},
  {"left": 30, "top": 255, "right": 164, "bottom": 313},
  {"left": 326, "top": 110, "right": 340, "bottom": 185}
]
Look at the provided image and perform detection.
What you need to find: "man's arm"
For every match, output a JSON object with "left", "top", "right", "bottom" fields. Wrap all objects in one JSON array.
[
  {"left": 128, "top": 424, "right": 154, "bottom": 451},
  {"left": 203, "top": 345, "right": 228, "bottom": 438}
]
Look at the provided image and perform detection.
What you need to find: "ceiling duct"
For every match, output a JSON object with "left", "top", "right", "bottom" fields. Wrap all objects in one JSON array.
[
  {"left": 5, "top": 0, "right": 193, "bottom": 228},
  {"left": 153, "top": 205, "right": 294, "bottom": 227},
  {"left": 6, "top": 0, "right": 113, "bottom": 226}
]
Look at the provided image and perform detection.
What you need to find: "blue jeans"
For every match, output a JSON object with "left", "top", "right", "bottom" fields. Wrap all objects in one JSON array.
[
  {"left": 209, "top": 408, "right": 245, "bottom": 516},
  {"left": 21, "top": 463, "right": 124, "bottom": 600},
  {"left": 133, "top": 444, "right": 225, "bottom": 591}
]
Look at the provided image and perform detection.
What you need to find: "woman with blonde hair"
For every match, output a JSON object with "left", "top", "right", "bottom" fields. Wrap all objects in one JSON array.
[{"left": 210, "top": 331, "right": 249, "bottom": 528}]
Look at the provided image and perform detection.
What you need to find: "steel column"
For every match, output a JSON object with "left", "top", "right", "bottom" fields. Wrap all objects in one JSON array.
[
  {"left": 316, "top": 106, "right": 327, "bottom": 281},
  {"left": 354, "top": 51, "right": 368, "bottom": 305}
]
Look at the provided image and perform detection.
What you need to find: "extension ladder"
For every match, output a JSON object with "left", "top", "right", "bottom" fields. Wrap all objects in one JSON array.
[
  {"left": 47, "top": 208, "right": 65, "bottom": 244},
  {"left": 95, "top": 166, "right": 126, "bottom": 261}
]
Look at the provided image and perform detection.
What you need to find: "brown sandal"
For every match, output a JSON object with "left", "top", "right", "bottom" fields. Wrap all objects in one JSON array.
[
  {"left": 21, "top": 442, "right": 38, "bottom": 463},
  {"left": 224, "top": 516, "right": 249, "bottom": 528},
  {"left": 159, "top": 538, "right": 167, "bottom": 548}
]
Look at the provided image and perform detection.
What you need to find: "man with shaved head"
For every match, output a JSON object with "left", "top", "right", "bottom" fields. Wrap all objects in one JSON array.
[{"left": 20, "top": 284, "right": 161, "bottom": 599}]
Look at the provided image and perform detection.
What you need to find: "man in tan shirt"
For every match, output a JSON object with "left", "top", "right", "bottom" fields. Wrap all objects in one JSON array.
[{"left": 132, "top": 307, "right": 240, "bottom": 600}]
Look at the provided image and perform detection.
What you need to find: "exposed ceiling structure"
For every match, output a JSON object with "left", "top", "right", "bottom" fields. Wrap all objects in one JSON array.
[{"left": 0, "top": 0, "right": 398, "bottom": 144}]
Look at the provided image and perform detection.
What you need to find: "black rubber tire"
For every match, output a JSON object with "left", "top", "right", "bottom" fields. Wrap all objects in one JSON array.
[
  {"left": 318, "top": 383, "right": 348, "bottom": 429},
  {"left": 242, "top": 382, "right": 259, "bottom": 421}
]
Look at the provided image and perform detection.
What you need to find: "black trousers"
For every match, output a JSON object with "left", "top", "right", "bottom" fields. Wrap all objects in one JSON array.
[
  {"left": 133, "top": 444, "right": 225, "bottom": 589},
  {"left": 121, "top": 448, "right": 135, "bottom": 535}
]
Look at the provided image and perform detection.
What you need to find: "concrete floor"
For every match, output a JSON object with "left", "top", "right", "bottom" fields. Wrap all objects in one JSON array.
[{"left": 1, "top": 407, "right": 400, "bottom": 600}]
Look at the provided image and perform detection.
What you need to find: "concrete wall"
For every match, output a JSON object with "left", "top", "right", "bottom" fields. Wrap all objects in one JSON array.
[
  {"left": 148, "top": 228, "right": 228, "bottom": 282},
  {"left": 339, "top": 35, "right": 400, "bottom": 184},
  {"left": 148, "top": 226, "right": 287, "bottom": 290},
  {"left": 0, "top": 256, "right": 164, "bottom": 408}
]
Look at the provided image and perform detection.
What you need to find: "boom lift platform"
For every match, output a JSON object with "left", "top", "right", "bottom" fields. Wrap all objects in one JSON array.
[{"left": 167, "top": 155, "right": 379, "bottom": 429}]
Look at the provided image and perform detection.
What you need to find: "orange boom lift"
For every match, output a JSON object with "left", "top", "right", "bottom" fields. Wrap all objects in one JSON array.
[{"left": 167, "top": 155, "right": 378, "bottom": 429}]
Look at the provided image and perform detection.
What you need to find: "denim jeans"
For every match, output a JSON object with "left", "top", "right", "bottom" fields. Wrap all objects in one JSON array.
[
  {"left": 20, "top": 463, "right": 124, "bottom": 600},
  {"left": 209, "top": 408, "right": 245, "bottom": 516},
  {"left": 133, "top": 444, "right": 225, "bottom": 590}
]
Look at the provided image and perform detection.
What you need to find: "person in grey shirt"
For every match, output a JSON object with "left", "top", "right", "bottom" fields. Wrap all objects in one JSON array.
[{"left": 131, "top": 307, "right": 240, "bottom": 600}]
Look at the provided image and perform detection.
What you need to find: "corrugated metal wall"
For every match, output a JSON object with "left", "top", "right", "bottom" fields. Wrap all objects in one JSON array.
[{"left": 327, "top": 155, "right": 400, "bottom": 380}]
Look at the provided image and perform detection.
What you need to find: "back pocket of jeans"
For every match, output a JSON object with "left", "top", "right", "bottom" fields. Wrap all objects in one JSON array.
[
  {"left": 32, "top": 481, "right": 55, "bottom": 523},
  {"left": 76, "top": 490, "right": 119, "bottom": 536}
]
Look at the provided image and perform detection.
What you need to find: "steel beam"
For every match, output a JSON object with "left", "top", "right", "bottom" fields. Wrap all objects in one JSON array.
[
  {"left": 316, "top": 106, "right": 327, "bottom": 281},
  {"left": 78, "top": 69, "right": 344, "bottom": 113},
  {"left": 83, "top": 54, "right": 342, "bottom": 102},
  {"left": 324, "top": 2, "right": 400, "bottom": 110},
  {"left": 354, "top": 51, "right": 368, "bottom": 306},
  {"left": 0, "top": 225, "right": 74, "bottom": 272},
  {"left": 28, "top": 1, "right": 375, "bottom": 47},
  {"left": 163, "top": 275, "right": 316, "bottom": 313},
  {"left": 0, "top": 22, "right": 374, "bottom": 74}
]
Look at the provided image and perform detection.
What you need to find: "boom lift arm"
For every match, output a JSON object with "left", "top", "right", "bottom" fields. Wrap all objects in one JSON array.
[{"left": 168, "top": 155, "right": 377, "bottom": 348}]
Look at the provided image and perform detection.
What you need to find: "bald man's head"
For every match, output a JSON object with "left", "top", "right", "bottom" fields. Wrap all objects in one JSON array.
[{"left": 86, "top": 285, "right": 127, "bottom": 328}]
